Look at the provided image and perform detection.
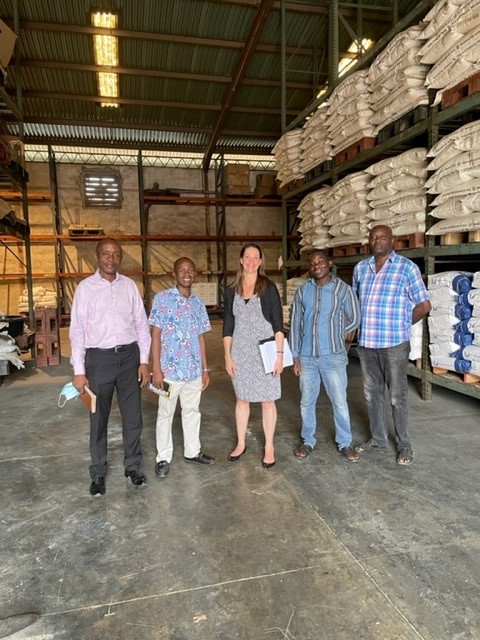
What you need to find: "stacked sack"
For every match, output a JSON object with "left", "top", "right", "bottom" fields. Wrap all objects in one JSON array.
[
  {"left": 0, "top": 334, "right": 25, "bottom": 370},
  {"left": 365, "top": 148, "right": 428, "bottom": 236},
  {"left": 283, "top": 274, "right": 308, "bottom": 328},
  {"left": 428, "top": 271, "right": 474, "bottom": 374},
  {"left": 299, "top": 105, "right": 332, "bottom": 175},
  {"left": 297, "top": 186, "right": 331, "bottom": 252},
  {"left": 426, "top": 120, "right": 480, "bottom": 237},
  {"left": 464, "top": 271, "right": 480, "bottom": 375},
  {"left": 323, "top": 171, "right": 371, "bottom": 248},
  {"left": 18, "top": 286, "right": 57, "bottom": 313},
  {"left": 369, "top": 25, "right": 429, "bottom": 134},
  {"left": 272, "top": 129, "right": 304, "bottom": 188},
  {"left": 422, "top": 0, "right": 480, "bottom": 95},
  {"left": 325, "top": 69, "right": 375, "bottom": 155}
]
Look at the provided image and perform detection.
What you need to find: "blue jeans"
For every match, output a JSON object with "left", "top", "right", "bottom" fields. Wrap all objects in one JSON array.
[
  {"left": 357, "top": 341, "right": 411, "bottom": 450},
  {"left": 299, "top": 352, "right": 353, "bottom": 450}
]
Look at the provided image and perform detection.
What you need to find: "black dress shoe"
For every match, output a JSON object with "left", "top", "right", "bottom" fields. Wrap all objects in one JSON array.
[
  {"left": 184, "top": 452, "right": 215, "bottom": 464},
  {"left": 89, "top": 477, "right": 105, "bottom": 496},
  {"left": 155, "top": 460, "right": 170, "bottom": 477},
  {"left": 228, "top": 447, "right": 246, "bottom": 463},
  {"left": 125, "top": 469, "right": 147, "bottom": 486},
  {"left": 262, "top": 460, "right": 276, "bottom": 469},
  {"left": 262, "top": 448, "right": 276, "bottom": 469}
]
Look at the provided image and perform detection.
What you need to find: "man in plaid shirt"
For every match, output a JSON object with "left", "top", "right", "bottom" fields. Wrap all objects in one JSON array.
[{"left": 352, "top": 225, "right": 431, "bottom": 465}]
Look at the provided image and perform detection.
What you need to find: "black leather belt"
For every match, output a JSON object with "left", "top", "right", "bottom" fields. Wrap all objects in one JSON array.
[{"left": 88, "top": 342, "right": 137, "bottom": 353}]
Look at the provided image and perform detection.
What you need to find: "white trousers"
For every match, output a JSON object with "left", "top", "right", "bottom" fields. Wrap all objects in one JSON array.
[{"left": 155, "top": 376, "right": 202, "bottom": 462}]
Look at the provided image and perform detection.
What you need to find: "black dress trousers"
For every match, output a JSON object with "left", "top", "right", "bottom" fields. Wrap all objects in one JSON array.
[{"left": 85, "top": 343, "right": 143, "bottom": 479}]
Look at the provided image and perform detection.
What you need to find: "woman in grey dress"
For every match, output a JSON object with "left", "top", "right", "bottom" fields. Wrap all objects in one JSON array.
[{"left": 223, "top": 244, "right": 285, "bottom": 468}]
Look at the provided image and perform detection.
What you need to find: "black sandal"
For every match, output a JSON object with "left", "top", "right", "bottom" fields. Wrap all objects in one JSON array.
[
  {"left": 294, "top": 444, "right": 313, "bottom": 458},
  {"left": 396, "top": 447, "right": 414, "bottom": 465}
]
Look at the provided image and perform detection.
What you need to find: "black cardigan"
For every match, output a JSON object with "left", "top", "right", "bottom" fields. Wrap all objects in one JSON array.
[{"left": 222, "top": 281, "right": 284, "bottom": 338}]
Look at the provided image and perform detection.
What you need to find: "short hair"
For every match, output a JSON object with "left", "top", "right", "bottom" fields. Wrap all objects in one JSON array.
[
  {"left": 308, "top": 249, "right": 330, "bottom": 262},
  {"left": 173, "top": 257, "right": 196, "bottom": 271},
  {"left": 95, "top": 238, "right": 122, "bottom": 256}
]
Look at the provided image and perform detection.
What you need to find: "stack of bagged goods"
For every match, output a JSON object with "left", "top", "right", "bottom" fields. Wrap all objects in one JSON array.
[
  {"left": 18, "top": 285, "right": 57, "bottom": 313},
  {"left": 428, "top": 271, "right": 474, "bottom": 374},
  {"left": 299, "top": 104, "right": 332, "bottom": 175},
  {"left": 283, "top": 274, "right": 308, "bottom": 327},
  {"left": 463, "top": 271, "right": 480, "bottom": 375},
  {"left": 297, "top": 186, "right": 331, "bottom": 252},
  {"left": 325, "top": 69, "right": 375, "bottom": 155},
  {"left": 422, "top": 0, "right": 480, "bottom": 97},
  {"left": 365, "top": 148, "right": 428, "bottom": 236},
  {"left": 0, "top": 333, "right": 25, "bottom": 370},
  {"left": 272, "top": 129, "right": 304, "bottom": 188},
  {"left": 368, "top": 25, "right": 429, "bottom": 134},
  {"left": 426, "top": 120, "right": 480, "bottom": 237},
  {"left": 322, "top": 171, "right": 371, "bottom": 248}
]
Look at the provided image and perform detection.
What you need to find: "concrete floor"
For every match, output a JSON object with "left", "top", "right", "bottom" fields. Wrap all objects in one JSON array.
[{"left": 0, "top": 320, "right": 479, "bottom": 640}]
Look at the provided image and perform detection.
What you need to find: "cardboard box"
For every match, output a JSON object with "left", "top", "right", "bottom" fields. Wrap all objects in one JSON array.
[
  {"left": 255, "top": 172, "right": 276, "bottom": 187},
  {"left": 224, "top": 164, "right": 251, "bottom": 195},
  {"left": 255, "top": 185, "right": 275, "bottom": 198},
  {"left": 224, "top": 163, "right": 250, "bottom": 180},
  {"left": 0, "top": 19, "right": 16, "bottom": 72},
  {"left": 192, "top": 283, "right": 218, "bottom": 307}
]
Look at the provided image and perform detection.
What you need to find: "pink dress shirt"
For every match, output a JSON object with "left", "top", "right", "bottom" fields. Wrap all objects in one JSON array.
[{"left": 69, "top": 270, "right": 151, "bottom": 375}]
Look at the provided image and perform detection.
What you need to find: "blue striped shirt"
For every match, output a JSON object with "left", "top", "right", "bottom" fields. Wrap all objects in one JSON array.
[
  {"left": 352, "top": 251, "right": 429, "bottom": 349},
  {"left": 290, "top": 276, "right": 360, "bottom": 357}
]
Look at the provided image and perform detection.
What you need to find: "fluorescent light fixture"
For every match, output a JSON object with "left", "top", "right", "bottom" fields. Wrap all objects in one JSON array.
[{"left": 92, "top": 12, "right": 119, "bottom": 107}]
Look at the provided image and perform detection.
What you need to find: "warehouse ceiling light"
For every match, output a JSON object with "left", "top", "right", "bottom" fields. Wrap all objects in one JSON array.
[{"left": 92, "top": 11, "right": 119, "bottom": 107}]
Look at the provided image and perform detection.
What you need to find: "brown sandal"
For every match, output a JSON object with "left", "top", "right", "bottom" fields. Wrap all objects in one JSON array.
[
  {"left": 341, "top": 445, "right": 360, "bottom": 462},
  {"left": 294, "top": 444, "right": 313, "bottom": 458},
  {"left": 397, "top": 448, "right": 414, "bottom": 465}
]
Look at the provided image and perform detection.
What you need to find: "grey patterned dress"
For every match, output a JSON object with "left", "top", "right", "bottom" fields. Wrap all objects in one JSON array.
[{"left": 231, "top": 292, "right": 281, "bottom": 402}]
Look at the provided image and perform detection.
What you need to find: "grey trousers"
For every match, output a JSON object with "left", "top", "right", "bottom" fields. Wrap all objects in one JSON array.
[
  {"left": 357, "top": 341, "right": 411, "bottom": 450},
  {"left": 85, "top": 343, "right": 143, "bottom": 479}
]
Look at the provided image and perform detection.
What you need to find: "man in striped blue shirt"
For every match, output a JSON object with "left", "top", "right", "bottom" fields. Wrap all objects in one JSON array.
[
  {"left": 352, "top": 225, "right": 431, "bottom": 465},
  {"left": 290, "top": 250, "right": 361, "bottom": 462}
]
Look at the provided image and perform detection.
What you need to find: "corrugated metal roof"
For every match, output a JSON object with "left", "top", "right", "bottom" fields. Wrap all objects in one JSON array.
[{"left": 0, "top": 0, "right": 431, "bottom": 162}]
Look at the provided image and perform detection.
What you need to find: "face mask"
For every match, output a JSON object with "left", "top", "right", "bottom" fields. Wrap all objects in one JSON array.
[{"left": 58, "top": 382, "right": 81, "bottom": 408}]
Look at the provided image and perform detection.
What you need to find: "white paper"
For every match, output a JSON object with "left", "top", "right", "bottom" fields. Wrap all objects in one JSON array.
[{"left": 259, "top": 339, "right": 294, "bottom": 374}]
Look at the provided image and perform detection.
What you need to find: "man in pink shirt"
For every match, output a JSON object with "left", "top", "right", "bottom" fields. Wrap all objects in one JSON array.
[{"left": 69, "top": 239, "right": 151, "bottom": 496}]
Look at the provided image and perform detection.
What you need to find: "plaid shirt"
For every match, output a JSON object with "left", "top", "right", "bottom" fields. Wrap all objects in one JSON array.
[{"left": 353, "top": 251, "right": 429, "bottom": 349}]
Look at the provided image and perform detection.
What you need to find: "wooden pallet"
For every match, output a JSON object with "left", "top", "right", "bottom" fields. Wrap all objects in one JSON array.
[
  {"left": 393, "top": 232, "right": 425, "bottom": 250},
  {"left": 305, "top": 160, "right": 333, "bottom": 183},
  {"left": 440, "top": 230, "right": 480, "bottom": 245},
  {"left": 441, "top": 70, "right": 480, "bottom": 110},
  {"left": 432, "top": 367, "right": 480, "bottom": 385},
  {"left": 377, "top": 105, "right": 429, "bottom": 144},
  {"left": 332, "top": 243, "right": 368, "bottom": 257},
  {"left": 334, "top": 137, "right": 376, "bottom": 166},
  {"left": 280, "top": 177, "right": 305, "bottom": 194}
]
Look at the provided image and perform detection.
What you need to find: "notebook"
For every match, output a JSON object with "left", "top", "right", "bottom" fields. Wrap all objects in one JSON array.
[
  {"left": 80, "top": 386, "right": 97, "bottom": 413},
  {"left": 258, "top": 338, "right": 293, "bottom": 374},
  {"left": 148, "top": 379, "right": 172, "bottom": 398}
]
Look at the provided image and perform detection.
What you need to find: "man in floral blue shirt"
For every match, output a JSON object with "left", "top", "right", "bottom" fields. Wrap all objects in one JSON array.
[{"left": 149, "top": 257, "right": 215, "bottom": 477}]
